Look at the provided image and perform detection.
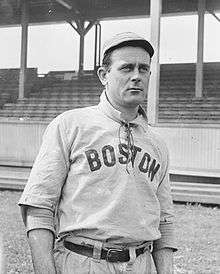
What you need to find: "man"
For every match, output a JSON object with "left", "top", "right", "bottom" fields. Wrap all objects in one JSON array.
[{"left": 19, "top": 32, "right": 177, "bottom": 274}]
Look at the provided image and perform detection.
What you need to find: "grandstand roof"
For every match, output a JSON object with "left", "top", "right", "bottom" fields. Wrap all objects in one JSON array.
[{"left": 1, "top": 0, "right": 220, "bottom": 26}]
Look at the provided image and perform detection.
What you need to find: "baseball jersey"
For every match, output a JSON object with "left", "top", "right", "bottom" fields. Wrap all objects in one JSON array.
[{"left": 19, "top": 91, "right": 176, "bottom": 249}]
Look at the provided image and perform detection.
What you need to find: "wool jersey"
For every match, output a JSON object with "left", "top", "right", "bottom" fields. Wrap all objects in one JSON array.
[{"left": 19, "top": 91, "right": 175, "bottom": 246}]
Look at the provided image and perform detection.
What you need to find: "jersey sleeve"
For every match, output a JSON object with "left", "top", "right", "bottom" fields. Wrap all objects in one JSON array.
[
  {"left": 18, "top": 116, "right": 70, "bottom": 228},
  {"left": 153, "top": 141, "right": 178, "bottom": 252},
  {"left": 26, "top": 207, "right": 55, "bottom": 235}
]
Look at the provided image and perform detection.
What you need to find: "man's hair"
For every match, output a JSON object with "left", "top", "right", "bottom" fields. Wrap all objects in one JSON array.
[
  {"left": 102, "top": 50, "right": 112, "bottom": 71},
  {"left": 102, "top": 40, "right": 152, "bottom": 71}
]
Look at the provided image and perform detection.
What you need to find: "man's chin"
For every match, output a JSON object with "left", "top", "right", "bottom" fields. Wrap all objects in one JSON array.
[{"left": 124, "top": 97, "right": 143, "bottom": 107}]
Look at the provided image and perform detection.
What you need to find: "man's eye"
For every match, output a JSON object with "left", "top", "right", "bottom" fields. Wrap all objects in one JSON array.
[
  {"left": 121, "top": 66, "right": 132, "bottom": 71},
  {"left": 140, "top": 67, "right": 149, "bottom": 73}
]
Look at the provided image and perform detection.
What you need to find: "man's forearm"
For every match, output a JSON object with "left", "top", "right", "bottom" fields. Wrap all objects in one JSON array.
[
  {"left": 152, "top": 247, "right": 174, "bottom": 274},
  {"left": 28, "top": 228, "right": 56, "bottom": 274}
]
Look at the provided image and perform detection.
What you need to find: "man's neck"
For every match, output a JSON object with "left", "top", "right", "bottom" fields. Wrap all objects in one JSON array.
[
  {"left": 105, "top": 93, "right": 139, "bottom": 121},
  {"left": 120, "top": 107, "right": 139, "bottom": 122}
]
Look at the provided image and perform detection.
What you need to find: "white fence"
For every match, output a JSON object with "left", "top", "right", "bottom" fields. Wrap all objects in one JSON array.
[
  {"left": 0, "top": 120, "right": 47, "bottom": 166},
  {"left": 152, "top": 124, "right": 220, "bottom": 175},
  {"left": 0, "top": 120, "right": 220, "bottom": 174}
]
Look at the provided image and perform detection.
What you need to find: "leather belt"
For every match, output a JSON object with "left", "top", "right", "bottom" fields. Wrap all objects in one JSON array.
[{"left": 63, "top": 240, "right": 151, "bottom": 263}]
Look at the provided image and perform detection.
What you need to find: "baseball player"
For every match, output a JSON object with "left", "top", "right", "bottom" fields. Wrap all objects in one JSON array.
[{"left": 19, "top": 32, "right": 177, "bottom": 274}]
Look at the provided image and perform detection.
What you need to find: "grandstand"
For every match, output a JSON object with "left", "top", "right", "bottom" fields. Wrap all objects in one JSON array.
[
  {"left": 0, "top": 62, "right": 219, "bottom": 123},
  {"left": 0, "top": 68, "right": 38, "bottom": 108},
  {"left": 0, "top": 0, "right": 220, "bottom": 205},
  {"left": 0, "top": 62, "right": 219, "bottom": 204}
]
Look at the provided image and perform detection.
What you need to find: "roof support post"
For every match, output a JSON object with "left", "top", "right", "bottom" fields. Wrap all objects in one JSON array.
[
  {"left": 195, "top": 0, "right": 205, "bottom": 98},
  {"left": 74, "top": 19, "right": 97, "bottom": 76},
  {"left": 19, "top": 0, "right": 29, "bottom": 99},
  {"left": 79, "top": 30, "right": 85, "bottom": 75},
  {"left": 94, "top": 24, "right": 98, "bottom": 71},
  {"left": 147, "top": 0, "right": 161, "bottom": 125},
  {"left": 94, "top": 23, "right": 101, "bottom": 71},
  {"left": 69, "top": 17, "right": 97, "bottom": 76}
]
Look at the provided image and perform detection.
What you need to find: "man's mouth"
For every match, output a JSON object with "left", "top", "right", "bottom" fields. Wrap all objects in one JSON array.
[{"left": 127, "top": 87, "right": 143, "bottom": 92}]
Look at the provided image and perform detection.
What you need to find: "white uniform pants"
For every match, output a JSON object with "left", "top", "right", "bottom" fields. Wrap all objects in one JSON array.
[{"left": 54, "top": 244, "right": 155, "bottom": 274}]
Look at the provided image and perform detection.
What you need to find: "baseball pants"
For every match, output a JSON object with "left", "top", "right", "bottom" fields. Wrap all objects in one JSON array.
[{"left": 53, "top": 244, "right": 154, "bottom": 274}]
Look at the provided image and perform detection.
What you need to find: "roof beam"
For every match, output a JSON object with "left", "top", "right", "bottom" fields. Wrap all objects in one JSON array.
[
  {"left": 68, "top": 18, "right": 97, "bottom": 35},
  {"left": 208, "top": 10, "right": 220, "bottom": 23},
  {"left": 55, "top": 0, "right": 72, "bottom": 10},
  {"left": 84, "top": 19, "right": 97, "bottom": 35},
  {"left": 68, "top": 20, "right": 80, "bottom": 34},
  {"left": 55, "top": 0, "right": 82, "bottom": 29},
  {"left": 55, "top": 0, "right": 81, "bottom": 15}
]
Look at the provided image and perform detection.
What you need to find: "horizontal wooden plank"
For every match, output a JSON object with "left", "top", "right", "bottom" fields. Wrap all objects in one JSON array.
[
  {"left": 172, "top": 192, "right": 220, "bottom": 205},
  {"left": 0, "top": 166, "right": 219, "bottom": 204}
]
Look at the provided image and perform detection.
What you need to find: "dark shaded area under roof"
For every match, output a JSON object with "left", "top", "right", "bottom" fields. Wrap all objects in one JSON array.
[{"left": 0, "top": 0, "right": 220, "bottom": 26}]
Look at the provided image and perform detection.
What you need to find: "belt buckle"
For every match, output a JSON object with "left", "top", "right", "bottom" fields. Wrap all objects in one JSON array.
[{"left": 106, "top": 248, "right": 123, "bottom": 262}]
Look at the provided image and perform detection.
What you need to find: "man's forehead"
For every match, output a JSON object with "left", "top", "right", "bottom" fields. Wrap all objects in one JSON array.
[{"left": 111, "top": 46, "right": 151, "bottom": 64}]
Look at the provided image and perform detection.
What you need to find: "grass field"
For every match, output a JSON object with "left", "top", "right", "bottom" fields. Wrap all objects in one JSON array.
[{"left": 0, "top": 190, "right": 219, "bottom": 274}]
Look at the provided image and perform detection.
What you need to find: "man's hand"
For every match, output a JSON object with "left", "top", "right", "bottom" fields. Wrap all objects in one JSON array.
[
  {"left": 28, "top": 229, "right": 56, "bottom": 274},
  {"left": 152, "top": 247, "right": 174, "bottom": 274}
]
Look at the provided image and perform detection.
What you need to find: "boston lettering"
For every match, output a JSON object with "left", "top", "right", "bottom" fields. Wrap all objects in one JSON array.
[{"left": 85, "top": 144, "right": 160, "bottom": 181}]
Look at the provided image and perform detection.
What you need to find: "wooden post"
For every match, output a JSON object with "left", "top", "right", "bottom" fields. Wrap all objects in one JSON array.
[
  {"left": 147, "top": 0, "right": 161, "bottom": 124},
  {"left": 78, "top": 28, "right": 85, "bottom": 75},
  {"left": 94, "top": 24, "right": 98, "bottom": 71},
  {"left": 69, "top": 19, "right": 96, "bottom": 75},
  {"left": 98, "top": 23, "right": 101, "bottom": 67},
  {"left": 195, "top": 0, "right": 205, "bottom": 97},
  {"left": 19, "top": 0, "right": 29, "bottom": 99},
  {"left": 93, "top": 23, "right": 101, "bottom": 70}
]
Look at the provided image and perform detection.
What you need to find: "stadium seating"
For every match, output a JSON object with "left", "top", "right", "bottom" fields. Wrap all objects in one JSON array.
[
  {"left": 0, "top": 69, "right": 19, "bottom": 108},
  {"left": 158, "top": 63, "right": 220, "bottom": 123},
  {"left": 0, "top": 63, "right": 219, "bottom": 123},
  {"left": 0, "top": 68, "right": 38, "bottom": 108}
]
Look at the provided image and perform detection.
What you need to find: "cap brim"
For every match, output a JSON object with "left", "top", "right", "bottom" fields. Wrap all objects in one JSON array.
[{"left": 101, "top": 38, "right": 154, "bottom": 64}]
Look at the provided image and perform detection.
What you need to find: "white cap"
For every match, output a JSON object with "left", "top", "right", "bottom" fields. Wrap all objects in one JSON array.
[{"left": 101, "top": 32, "right": 154, "bottom": 64}]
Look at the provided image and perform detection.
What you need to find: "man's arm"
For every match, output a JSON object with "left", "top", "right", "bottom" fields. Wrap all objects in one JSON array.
[
  {"left": 152, "top": 247, "right": 174, "bottom": 274},
  {"left": 28, "top": 229, "right": 56, "bottom": 274},
  {"left": 153, "top": 141, "right": 177, "bottom": 273},
  {"left": 18, "top": 117, "right": 70, "bottom": 273},
  {"left": 23, "top": 206, "right": 57, "bottom": 274}
]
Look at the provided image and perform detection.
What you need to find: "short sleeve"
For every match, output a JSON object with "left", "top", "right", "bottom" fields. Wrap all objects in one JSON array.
[
  {"left": 154, "top": 144, "right": 177, "bottom": 252},
  {"left": 18, "top": 116, "right": 70, "bottom": 224}
]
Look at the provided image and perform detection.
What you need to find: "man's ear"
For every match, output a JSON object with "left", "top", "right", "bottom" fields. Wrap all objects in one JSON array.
[{"left": 97, "top": 67, "right": 108, "bottom": 86}]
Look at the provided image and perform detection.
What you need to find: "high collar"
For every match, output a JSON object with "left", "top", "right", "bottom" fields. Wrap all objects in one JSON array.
[{"left": 97, "top": 90, "right": 148, "bottom": 126}]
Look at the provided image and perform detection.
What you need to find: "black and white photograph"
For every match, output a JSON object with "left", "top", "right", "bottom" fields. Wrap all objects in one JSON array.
[{"left": 0, "top": 0, "right": 219, "bottom": 273}]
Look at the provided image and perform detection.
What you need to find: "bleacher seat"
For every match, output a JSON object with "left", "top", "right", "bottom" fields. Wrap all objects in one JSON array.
[
  {"left": 0, "top": 63, "right": 219, "bottom": 123},
  {"left": 0, "top": 68, "right": 38, "bottom": 108}
]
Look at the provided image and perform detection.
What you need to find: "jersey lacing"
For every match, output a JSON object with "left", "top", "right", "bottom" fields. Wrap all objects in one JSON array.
[{"left": 118, "top": 122, "right": 137, "bottom": 174}]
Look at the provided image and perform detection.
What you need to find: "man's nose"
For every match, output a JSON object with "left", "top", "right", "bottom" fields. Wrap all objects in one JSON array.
[{"left": 130, "top": 68, "right": 141, "bottom": 82}]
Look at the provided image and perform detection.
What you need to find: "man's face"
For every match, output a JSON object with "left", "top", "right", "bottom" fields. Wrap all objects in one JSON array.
[{"left": 102, "top": 46, "right": 151, "bottom": 108}]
